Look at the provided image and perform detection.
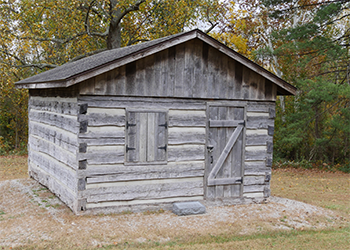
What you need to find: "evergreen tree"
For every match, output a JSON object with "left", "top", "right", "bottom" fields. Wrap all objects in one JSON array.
[{"left": 260, "top": 0, "right": 350, "bottom": 165}]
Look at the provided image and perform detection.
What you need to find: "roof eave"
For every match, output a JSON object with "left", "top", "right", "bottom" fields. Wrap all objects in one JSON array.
[
  {"left": 15, "top": 80, "right": 69, "bottom": 89},
  {"left": 15, "top": 29, "right": 297, "bottom": 96}
]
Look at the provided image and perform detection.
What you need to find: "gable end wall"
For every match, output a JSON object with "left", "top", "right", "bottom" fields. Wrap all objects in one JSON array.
[{"left": 79, "top": 39, "right": 277, "bottom": 101}]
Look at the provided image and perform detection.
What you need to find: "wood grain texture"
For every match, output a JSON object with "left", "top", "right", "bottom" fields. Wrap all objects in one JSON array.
[
  {"left": 85, "top": 196, "right": 203, "bottom": 208},
  {"left": 81, "top": 145, "right": 125, "bottom": 165},
  {"left": 78, "top": 40, "right": 277, "bottom": 101},
  {"left": 168, "top": 145, "right": 205, "bottom": 162},
  {"left": 168, "top": 110, "right": 206, "bottom": 127},
  {"left": 79, "top": 126, "right": 124, "bottom": 139},
  {"left": 244, "top": 176, "right": 266, "bottom": 185},
  {"left": 82, "top": 161, "right": 204, "bottom": 181},
  {"left": 29, "top": 150, "right": 77, "bottom": 192},
  {"left": 245, "top": 150, "right": 269, "bottom": 161},
  {"left": 29, "top": 96, "right": 78, "bottom": 115},
  {"left": 79, "top": 111, "right": 125, "bottom": 126},
  {"left": 79, "top": 138, "right": 125, "bottom": 146},
  {"left": 29, "top": 109, "right": 79, "bottom": 134},
  {"left": 78, "top": 96, "right": 206, "bottom": 110},
  {"left": 29, "top": 121, "right": 78, "bottom": 154},
  {"left": 29, "top": 135, "right": 77, "bottom": 169},
  {"left": 84, "top": 179, "right": 203, "bottom": 202},
  {"left": 28, "top": 161, "right": 76, "bottom": 211},
  {"left": 243, "top": 185, "right": 266, "bottom": 193},
  {"left": 168, "top": 127, "right": 206, "bottom": 145}
]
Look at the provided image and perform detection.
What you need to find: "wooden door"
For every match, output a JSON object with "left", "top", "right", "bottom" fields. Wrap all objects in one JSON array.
[{"left": 206, "top": 105, "right": 245, "bottom": 199}]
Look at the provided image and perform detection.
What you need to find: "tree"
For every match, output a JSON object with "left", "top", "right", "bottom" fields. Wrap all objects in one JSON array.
[
  {"left": 259, "top": 0, "right": 350, "bottom": 165},
  {"left": 214, "top": 0, "right": 350, "bottom": 165},
  {"left": 0, "top": 0, "right": 225, "bottom": 71},
  {"left": 0, "top": 0, "right": 227, "bottom": 153}
]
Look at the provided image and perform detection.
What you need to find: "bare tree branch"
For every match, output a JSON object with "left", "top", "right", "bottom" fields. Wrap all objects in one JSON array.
[
  {"left": 205, "top": 6, "right": 218, "bottom": 33},
  {"left": 115, "top": 0, "right": 146, "bottom": 25},
  {"left": 1, "top": 48, "right": 57, "bottom": 69},
  {"left": 125, "top": 1, "right": 163, "bottom": 46},
  {"left": 271, "top": 0, "right": 349, "bottom": 13},
  {"left": 10, "top": 31, "right": 88, "bottom": 45},
  {"left": 85, "top": 0, "right": 109, "bottom": 37},
  {"left": 1, "top": 48, "right": 26, "bottom": 65},
  {"left": 12, "top": 63, "right": 57, "bottom": 69}
]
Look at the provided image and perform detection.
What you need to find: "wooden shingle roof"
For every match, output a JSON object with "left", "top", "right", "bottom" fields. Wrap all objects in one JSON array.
[{"left": 15, "top": 29, "right": 296, "bottom": 95}]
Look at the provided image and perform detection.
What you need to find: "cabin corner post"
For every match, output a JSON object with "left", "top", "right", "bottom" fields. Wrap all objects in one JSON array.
[
  {"left": 242, "top": 101, "right": 275, "bottom": 201},
  {"left": 76, "top": 102, "right": 89, "bottom": 213}
]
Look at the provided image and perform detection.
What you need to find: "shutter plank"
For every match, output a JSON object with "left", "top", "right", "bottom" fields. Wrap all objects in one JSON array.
[
  {"left": 127, "top": 112, "right": 137, "bottom": 162},
  {"left": 138, "top": 113, "right": 148, "bottom": 162},
  {"left": 147, "top": 113, "right": 156, "bottom": 162},
  {"left": 156, "top": 112, "right": 167, "bottom": 161}
]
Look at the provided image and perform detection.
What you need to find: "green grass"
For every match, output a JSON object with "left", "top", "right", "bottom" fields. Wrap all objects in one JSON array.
[{"left": 56, "top": 227, "right": 349, "bottom": 250}]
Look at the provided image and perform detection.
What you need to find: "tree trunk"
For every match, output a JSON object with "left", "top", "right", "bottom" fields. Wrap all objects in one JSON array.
[
  {"left": 107, "top": 22, "right": 121, "bottom": 49},
  {"left": 107, "top": 0, "right": 122, "bottom": 49}
]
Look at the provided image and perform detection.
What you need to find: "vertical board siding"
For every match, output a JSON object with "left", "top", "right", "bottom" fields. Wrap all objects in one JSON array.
[{"left": 79, "top": 40, "right": 276, "bottom": 101}]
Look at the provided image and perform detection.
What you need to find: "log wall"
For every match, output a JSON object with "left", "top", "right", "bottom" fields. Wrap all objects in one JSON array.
[
  {"left": 28, "top": 96, "right": 79, "bottom": 211},
  {"left": 243, "top": 102, "right": 274, "bottom": 199},
  {"left": 77, "top": 96, "right": 206, "bottom": 210}
]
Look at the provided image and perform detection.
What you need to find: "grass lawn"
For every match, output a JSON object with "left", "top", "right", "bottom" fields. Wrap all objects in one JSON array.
[{"left": 0, "top": 156, "right": 349, "bottom": 249}]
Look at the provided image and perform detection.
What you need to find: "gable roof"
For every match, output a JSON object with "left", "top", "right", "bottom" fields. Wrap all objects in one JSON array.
[{"left": 15, "top": 29, "right": 296, "bottom": 95}]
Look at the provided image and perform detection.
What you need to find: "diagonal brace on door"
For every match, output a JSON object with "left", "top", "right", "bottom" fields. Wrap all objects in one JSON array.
[{"left": 207, "top": 125, "right": 243, "bottom": 186}]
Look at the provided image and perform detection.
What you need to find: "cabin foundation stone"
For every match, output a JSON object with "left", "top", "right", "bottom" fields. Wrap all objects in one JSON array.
[{"left": 172, "top": 201, "right": 206, "bottom": 216}]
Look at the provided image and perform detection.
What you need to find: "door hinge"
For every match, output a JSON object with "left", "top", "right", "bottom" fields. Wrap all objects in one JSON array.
[
  {"left": 126, "top": 145, "right": 135, "bottom": 152},
  {"left": 158, "top": 122, "right": 168, "bottom": 129},
  {"left": 238, "top": 121, "right": 245, "bottom": 126},
  {"left": 126, "top": 122, "right": 136, "bottom": 129},
  {"left": 158, "top": 145, "right": 167, "bottom": 151}
]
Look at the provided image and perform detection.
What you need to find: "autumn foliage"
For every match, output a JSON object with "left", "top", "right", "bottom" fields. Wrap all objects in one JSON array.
[{"left": 0, "top": 0, "right": 349, "bottom": 169}]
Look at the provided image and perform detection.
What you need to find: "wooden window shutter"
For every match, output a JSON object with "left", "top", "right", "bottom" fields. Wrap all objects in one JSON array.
[
  {"left": 126, "top": 111, "right": 167, "bottom": 163},
  {"left": 126, "top": 111, "right": 138, "bottom": 162},
  {"left": 155, "top": 112, "right": 167, "bottom": 162}
]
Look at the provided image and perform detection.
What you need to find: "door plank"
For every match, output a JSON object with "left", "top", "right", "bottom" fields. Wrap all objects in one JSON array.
[
  {"left": 209, "top": 120, "right": 244, "bottom": 127},
  {"left": 207, "top": 125, "right": 243, "bottom": 185},
  {"left": 208, "top": 177, "right": 242, "bottom": 186}
]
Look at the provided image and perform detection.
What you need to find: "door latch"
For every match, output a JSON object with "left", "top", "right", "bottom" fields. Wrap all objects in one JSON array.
[{"left": 207, "top": 145, "right": 214, "bottom": 152}]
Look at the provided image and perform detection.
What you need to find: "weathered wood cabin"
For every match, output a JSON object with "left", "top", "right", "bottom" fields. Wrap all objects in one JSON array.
[{"left": 16, "top": 30, "right": 296, "bottom": 214}]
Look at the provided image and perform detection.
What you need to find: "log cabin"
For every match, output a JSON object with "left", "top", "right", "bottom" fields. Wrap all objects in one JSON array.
[{"left": 16, "top": 29, "right": 296, "bottom": 214}]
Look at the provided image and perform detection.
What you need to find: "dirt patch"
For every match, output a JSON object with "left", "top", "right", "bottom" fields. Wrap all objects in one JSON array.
[
  {"left": 0, "top": 178, "right": 348, "bottom": 249},
  {"left": 0, "top": 155, "right": 28, "bottom": 181}
]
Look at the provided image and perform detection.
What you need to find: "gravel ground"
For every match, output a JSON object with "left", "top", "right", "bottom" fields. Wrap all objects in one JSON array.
[{"left": 0, "top": 178, "right": 345, "bottom": 248}]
